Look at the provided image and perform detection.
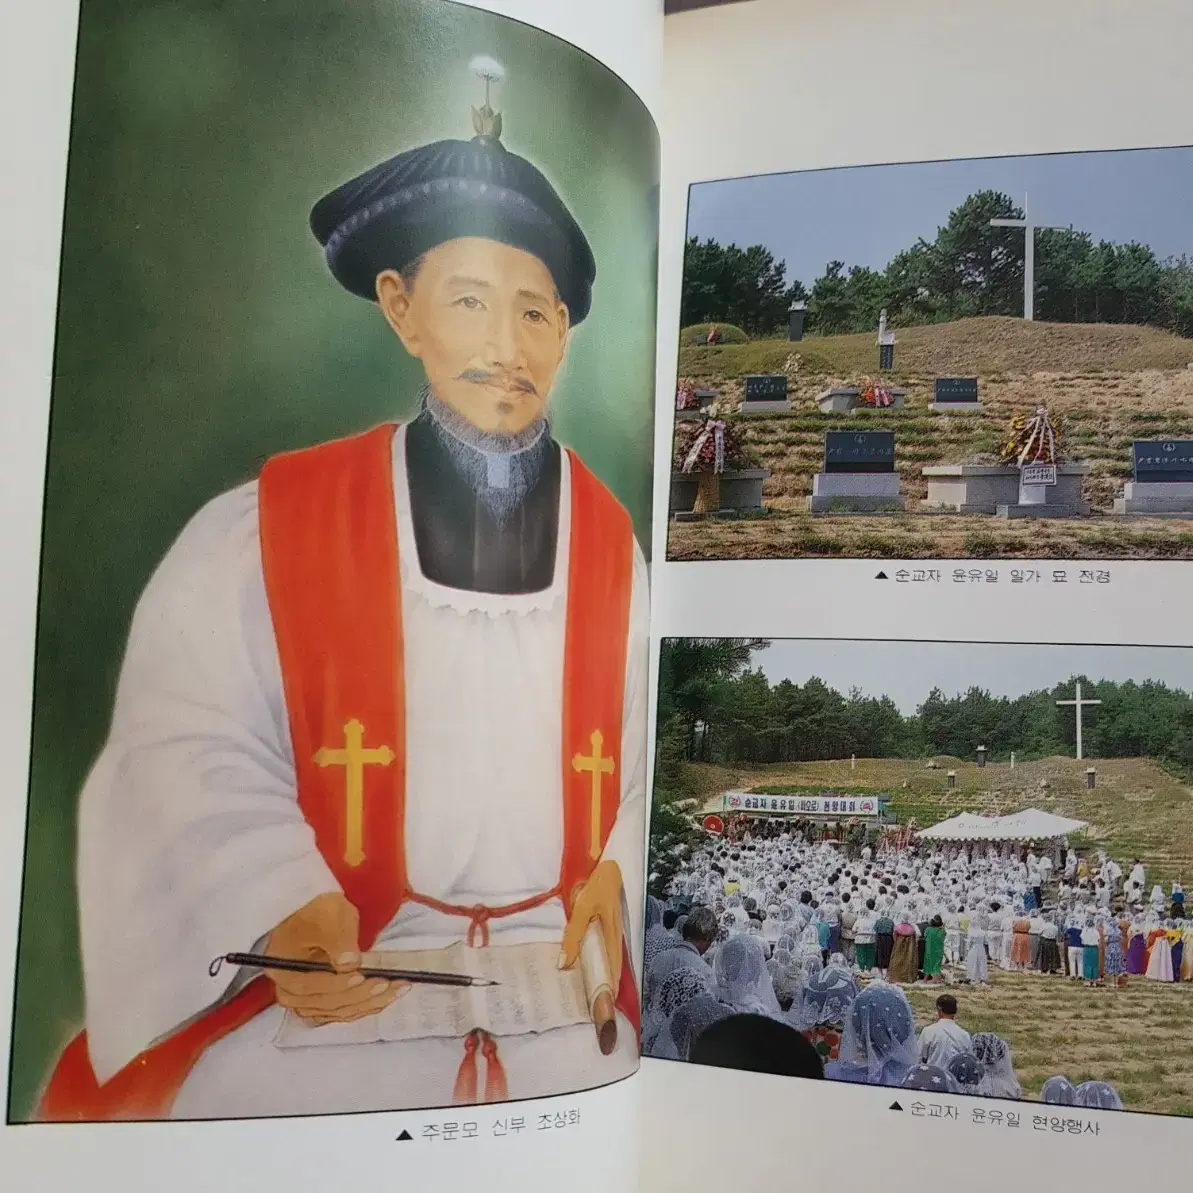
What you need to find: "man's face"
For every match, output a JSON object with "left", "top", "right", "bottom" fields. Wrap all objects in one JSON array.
[{"left": 377, "top": 237, "right": 570, "bottom": 434}]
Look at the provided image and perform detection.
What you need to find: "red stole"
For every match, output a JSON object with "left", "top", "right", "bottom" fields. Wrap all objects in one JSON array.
[{"left": 40, "top": 423, "right": 639, "bottom": 1121}]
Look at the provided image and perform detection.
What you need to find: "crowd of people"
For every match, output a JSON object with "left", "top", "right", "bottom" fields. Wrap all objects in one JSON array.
[{"left": 640, "top": 823, "right": 1192, "bottom": 1109}]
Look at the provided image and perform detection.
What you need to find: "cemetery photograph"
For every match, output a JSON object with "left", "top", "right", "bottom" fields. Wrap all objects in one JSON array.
[
  {"left": 645, "top": 636, "right": 1193, "bottom": 1116},
  {"left": 667, "top": 146, "right": 1193, "bottom": 560}
]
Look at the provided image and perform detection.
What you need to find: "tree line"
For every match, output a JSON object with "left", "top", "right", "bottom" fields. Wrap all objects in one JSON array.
[
  {"left": 681, "top": 190, "right": 1193, "bottom": 338},
  {"left": 657, "top": 638, "right": 1193, "bottom": 771}
]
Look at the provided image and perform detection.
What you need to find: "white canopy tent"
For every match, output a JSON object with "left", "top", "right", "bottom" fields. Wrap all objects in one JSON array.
[
  {"left": 916, "top": 812, "right": 990, "bottom": 840},
  {"left": 918, "top": 807, "right": 1088, "bottom": 842}
]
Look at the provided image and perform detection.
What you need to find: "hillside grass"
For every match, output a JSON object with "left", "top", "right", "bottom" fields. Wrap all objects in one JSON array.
[
  {"left": 904, "top": 969, "right": 1193, "bottom": 1117},
  {"left": 668, "top": 512, "right": 1193, "bottom": 560},
  {"left": 671, "top": 317, "right": 1193, "bottom": 560},
  {"left": 678, "top": 315, "right": 1193, "bottom": 380},
  {"left": 691, "top": 754, "right": 1193, "bottom": 885}
]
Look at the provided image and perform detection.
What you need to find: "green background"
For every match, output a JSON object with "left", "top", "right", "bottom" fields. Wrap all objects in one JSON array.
[{"left": 9, "top": 0, "right": 658, "bottom": 1121}]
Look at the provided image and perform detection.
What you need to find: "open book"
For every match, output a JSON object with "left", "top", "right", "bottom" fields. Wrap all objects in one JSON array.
[{"left": 3, "top": 0, "right": 1193, "bottom": 1191}]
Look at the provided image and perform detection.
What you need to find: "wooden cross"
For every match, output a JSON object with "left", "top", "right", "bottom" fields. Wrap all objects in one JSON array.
[
  {"left": 572, "top": 729, "right": 616, "bottom": 860},
  {"left": 314, "top": 719, "right": 395, "bottom": 867}
]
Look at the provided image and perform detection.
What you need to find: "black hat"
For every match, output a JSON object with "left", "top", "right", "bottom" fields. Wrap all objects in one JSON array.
[{"left": 310, "top": 57, "right": 595, "bottom": 323}]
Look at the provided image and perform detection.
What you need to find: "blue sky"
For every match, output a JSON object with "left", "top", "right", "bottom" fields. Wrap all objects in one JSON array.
[
  {"left": 687, "top": 146, "right": 1193, "bottom": 290},
  {"left": 757, "top": 640, "right": 1193, "bottom": 716}
]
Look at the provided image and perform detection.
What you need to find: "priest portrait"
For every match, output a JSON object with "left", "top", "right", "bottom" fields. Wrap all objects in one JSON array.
[{"left": 40, "top": 59, "right": 648, "bottom": 1121}]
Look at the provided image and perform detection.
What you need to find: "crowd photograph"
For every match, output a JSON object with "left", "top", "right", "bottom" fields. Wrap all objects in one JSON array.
[{"left": 644, "top": 637, "right": 1193, "bottom": 1115}]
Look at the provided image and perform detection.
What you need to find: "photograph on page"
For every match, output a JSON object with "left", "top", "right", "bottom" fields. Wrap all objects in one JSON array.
[
  {"left": 7, "top": 0, "right": 657, "bottom": 1124},
  {"left": 665, "top": 145, "right": 1193, "bottom": 562},
  {"left": 644, "top": 636, "right": 1193, "bottom": 1117}
]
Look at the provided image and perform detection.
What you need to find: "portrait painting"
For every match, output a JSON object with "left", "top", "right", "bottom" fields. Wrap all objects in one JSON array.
[{"left": 9, "top": 0, "right": 658, "bottom": 1122}]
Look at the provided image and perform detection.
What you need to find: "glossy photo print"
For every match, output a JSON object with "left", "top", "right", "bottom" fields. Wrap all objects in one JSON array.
[
  {"left": 646, "top": 637, "right": 1193, "bottom": 1117},
  {"left": 667, "top": 146, "right": 1193, "bottom": 562},
  {"left": 9, "top": 0, "right": 657, "bottom": 1123}
]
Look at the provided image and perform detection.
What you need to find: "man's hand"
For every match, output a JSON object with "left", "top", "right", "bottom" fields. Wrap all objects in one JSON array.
[
  {"left": 264, "top": 891, "right": 407, "bottom": 1025},
  {"left": 559, "top": 860, "right": 624, "bottom": 992}
]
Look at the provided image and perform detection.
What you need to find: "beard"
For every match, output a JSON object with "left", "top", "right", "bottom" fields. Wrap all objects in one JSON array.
[{"left": 422, "top": 386, "right": 551, "bottom": 525}]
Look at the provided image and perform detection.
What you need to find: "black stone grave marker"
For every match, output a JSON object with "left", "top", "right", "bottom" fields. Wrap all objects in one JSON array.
[
  {"left": 1133, "top": 440, "right": 1193, "bottom": 484},
  {"left": 824, "top": 430, "right": 896, "bottom": 474},
  {"left": 742, "top": 374, "right": 788, "bottom": 402},
  {"left": 933, "top": 377, "right": 979, "bottom": 403}
]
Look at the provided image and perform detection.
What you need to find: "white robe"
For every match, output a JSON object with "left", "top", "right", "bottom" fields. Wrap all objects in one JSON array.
[
  {"left": 77, "top": 427, "right": 649, "bottom": 1117},
  {"left": 1146, "top": 936, "right": 1175, "bottom": 982},
  {"left": 965, "top": 928, "right": 988, "bottom": 983}
]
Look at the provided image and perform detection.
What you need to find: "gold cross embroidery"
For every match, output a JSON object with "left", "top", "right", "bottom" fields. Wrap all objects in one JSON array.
[
  {"left": 314, "top": 719, "right": 395, "bottom": 867},
  {"left": 571, "top": 729, "right": 616, "bottom": 861}
]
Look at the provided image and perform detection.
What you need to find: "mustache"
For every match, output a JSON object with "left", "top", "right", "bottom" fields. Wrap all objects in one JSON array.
[{"left": 456, "top": 368, "right": 538, "bottom": 396}]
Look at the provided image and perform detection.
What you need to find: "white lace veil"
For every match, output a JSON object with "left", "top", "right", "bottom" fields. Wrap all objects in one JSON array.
[
  {"left": 1075, "top": 1080, "right": 1123, "bottom": 1110},
  {"left": 833, "top": 983, "right": 919, "bottom": 1086},
  {"left": 971, "top": 1032, "right": 1022, "bottom": 1099},
  {"left": 713, "top": 934, "right": 782, "bottom": 1016}
]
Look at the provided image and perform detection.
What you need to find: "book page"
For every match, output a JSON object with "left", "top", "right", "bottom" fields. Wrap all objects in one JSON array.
[
  {"left": 0, "top": 0, "right": 659, "bottom": 1189},
  {"left": 643, "top": 1, "right": 1193, "bottom": 1192},
  {"left": 272, "top": 942, "right": 593, "bottom": 1047}
]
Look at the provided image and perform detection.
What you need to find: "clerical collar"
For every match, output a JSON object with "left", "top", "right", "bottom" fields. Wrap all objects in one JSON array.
[
  {"left": 404, "top": 399, "right": 561, "bottom": 595},
  {"left": 423, "top": 387, "right": 548, "bottom": 495}
]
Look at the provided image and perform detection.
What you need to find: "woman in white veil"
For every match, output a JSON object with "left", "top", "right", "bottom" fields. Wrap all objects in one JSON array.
[
  {"left": 1075, "top": 1080, "right": 1123, "bottom": 1110},
  {"left": 713, "top": 934, "right": 783, "bottom": 1017},
  {"left": 646, "top": 967, "right": 716, "bottom": 1059},
  {"left": 643, "top": 943, "right": 712, "bottom": 1045},
  {"left": 776, "top": 900, "right": 799, "bottom": 941},
  {"left": 669, "top": 994, "right": 733, "bottom": 1061},
  {"left": 643, "top": 896, "right": 673, "bottom": 969},
  {"left": 971, "top": 1032, "right": 1021, "bottom": 1099},
  {"left": 763, "top": 903, "right": 783, "bottom": 944},
  {"left": 800, "top": 919, "right": 822, "bottom": 970},
  {"left": 826, "top": 982, "right": 919, "bottom": 1088},
  {"left": 966, "top": 907, "right": 989, "bottom": 985},
  {"left": 1041, "top": 1076, "right": 1077, "bottom": 1105},
  {"left": 792, "top": 956, "right": 860, "bottom": 1065},
  {"left": 767, "top": 945, "right": 802, "bottom": 1012}
]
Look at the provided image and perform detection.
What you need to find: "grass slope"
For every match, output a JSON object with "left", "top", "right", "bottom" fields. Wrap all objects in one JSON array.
[
  {"left": 688, "top": 754, "right": 1193, "bottom": 884},
  {"left": 904, "top": 969, "right": 1193, "bottom": 1116},
  {"left": 670, "top": 317, "right": 1193, "bottom": 560},
  {"left": 677, "top": 316, "right": 1193, "bottom": 381}
]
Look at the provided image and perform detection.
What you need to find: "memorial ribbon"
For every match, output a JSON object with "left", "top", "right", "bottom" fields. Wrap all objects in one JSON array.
[
  {"left": 682, "top": 419, "right": 727, "bottom": 474},
  {"left": 1016, "top": 406, "right": 1058, "bottom": 466}
]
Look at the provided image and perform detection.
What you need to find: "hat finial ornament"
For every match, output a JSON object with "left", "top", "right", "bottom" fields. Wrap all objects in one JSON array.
[{"left": 469, "top": 55, "right": 506, "bottom": 145}]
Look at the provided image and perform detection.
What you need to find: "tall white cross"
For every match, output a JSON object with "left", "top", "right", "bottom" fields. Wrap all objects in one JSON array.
[
  {"left": 1056, "top": 681, "right": 1102, "bottom": 761},
  {"left": 990, "top": 193, "right": 1069, "bottom": 321}
]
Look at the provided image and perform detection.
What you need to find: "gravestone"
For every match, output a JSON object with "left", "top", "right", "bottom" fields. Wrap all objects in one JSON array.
[
  {"left": 876, "top": 309, "right": 896, "bottom": 371},
  {"left": 676, "top": 387, "right": 719, "bottom": 420},
  {"left": 924, "top": 461, "right": 1090, "bottom": 516},
  {"left": 996, "top": 460, "right": 1090, "bottom": 518},
  {"left": 824, "top": 431, "right": 896, "bottom": 472},
  {"left": 1114, "top": 440, "right": 1193, "bottom": 516},
  {"left": 807, "top": 430, "right": 903, "bottom": 512},
  {"left": 788, "top": 301, "right": 807, "bottom": 342},
  {"left": 740, "top": 373, "right": 790, "bottom": 413},
  {"left": 817, "top": 385, "right": 906, "bottom": 414},
  {"left": 930, "top": 377, "right": 982, "bottom": 413}
]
